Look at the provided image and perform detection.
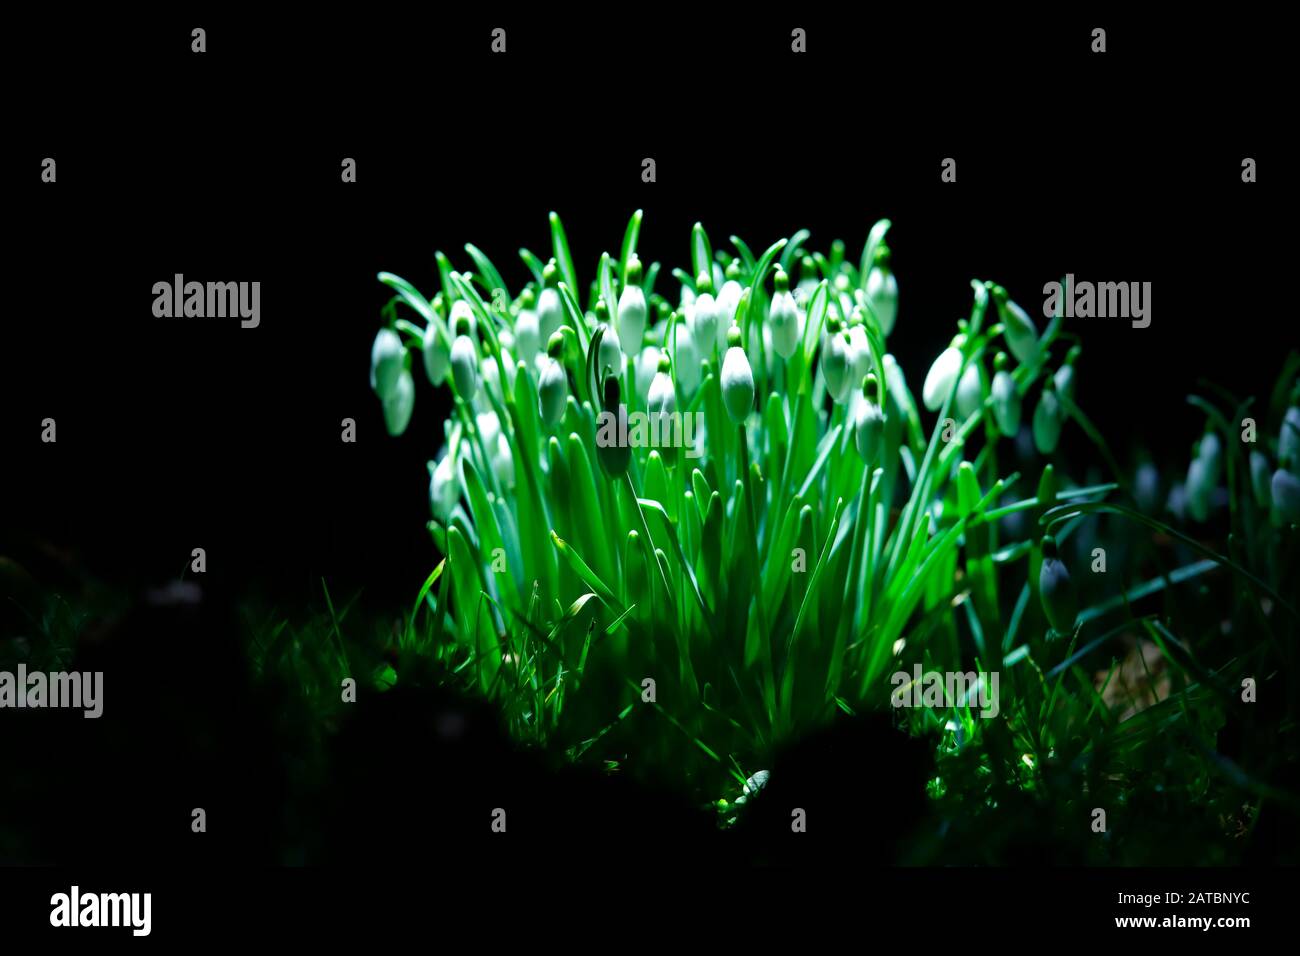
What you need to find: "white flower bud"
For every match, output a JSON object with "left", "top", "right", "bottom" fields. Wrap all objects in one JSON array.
[
  {"left": 720, "top": 327, "right": 755, "bottom": 423},
  {"left": 692, "top": 274, "right": 721, "bottom": 356},
  {"left": 1039, "top": 536, "right": 1078, "bottom": 634},
  {"left": 847, "top": 319, "right": 872, "bottom": 385},
  {"left": 991, "top": 367, "right": 1021, "bottom": 436},
  {"left": 538, "top": 335, "right": 568, "bottom": 425},
  {"left": 450, "top": 324, "right": 479, "bottom": 399},
  {"left": 1186, "top": 457, "right": 1212, "bottom": 522},
  {"left": 1273, "top": 468, "right": 1300, "bottom": 523},
  {"left": 538, "top": 261, "right": 564, "bottom": 343},
  {"left": 500, "top": 347, "right": 517, "bottom": 392},
  {"left": 1033, "top": 385, "right": 1062, "bottom": 455},
  {"left": 865, "top": 246, "right": 898, "bottom": 336},
  {"left": 476, "top": 411, "right": 501, "bottom": 448},
  {"left": 1250, "top": 451, "right": 1272, "bottom": 509},
  {"left": 382, "top": 368, "right": 415, "bottom": 436},
  {"left": 715, "top": 279, "right": 744, "bottom": 350},
  {"left": 537, "top": 287, "right": 562, "bottom": 342},
  {"left": 854, "top": 394, "right": 885, "bottom": 464},
  {"left": 422, "top": 323, "right": 449, "bottom": 386},
  {"left": 667, "top": 317, "right": 701, "bottom": 396},
  {"left": 1279, "top": 406, "right": 1300, "bottom": 470},
  {"left": 1197, "top": 431, "right": 1223, "bottom": 488},
  {"left": 821, "top": 322, "right": 855, "bottom": 404},
  {"left": 635, "top": 345, "right": 660, "bottom": 403},
  {"left": 475, "top": 356, "right": 499, "bottom": 405},
  {"left": 492, "top": 433, "right": 515, "bottom": 489},
  {"left": 449, "top": 298, "right": 476, "bottom": 339},
  {"left": 370, "top": 327, "right": 405, "bottom": 400},
  {"left": 598, "top": 323, "right": 623, "bottom": 378},
  {"left": 617, "top": 257, "right": 648, "bottom": 352},
  {"left": 955, "top": 362, "right": 982, "bottom": 419},
  {"left": 514, "top": 307, "right": 540, "bottom": 364},
  {"left": 648, "top": 353, "right": 677, "bottom": 438},
  {"left": 430, "top": 453, "right": 459, "bottom": 523},
  {"left": 769, "top": 268, "right": 801, "bottom": 359},
  {"left": 922, "top": 339, "right": 964, "bottom": 412},
  {"left": 996, "top": 292, "right": 1040, "bottom": 367}
]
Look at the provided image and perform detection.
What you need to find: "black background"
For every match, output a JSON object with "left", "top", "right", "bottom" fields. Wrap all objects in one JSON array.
[
  {"left": 0, "top": 6, "right": 1292, "bottom": 928},
  {"left": 3, "top": 9, "right": 1284, "bottom": 606}
]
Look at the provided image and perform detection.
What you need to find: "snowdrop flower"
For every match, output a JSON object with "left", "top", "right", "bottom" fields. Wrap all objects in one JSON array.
[
  {"left": 1273, "top": 467, "right": 1300, "bottom": 523},
  {"left": 955, "top": 360, "right": 983, "bottom": 420},
  {"left": 821, "top": 317, "right": 855, "bottom": 404},
  {"left": 990, "top": 352, "right": 1021, "bottom": 437},
  {"left": 647, "top": 352, "right": 676, "bottom": 436},
  {"left": 1032, "top": 379, "right": 1062, "bottom": 455},
  {"left": 595, "top": 310, "right": 621, "bottom": 382},
  {"left": 667, "top": 313, "right": 701, "bottom": 396},
  {"left": 847, "top": 308, "right": 873, "bottom": 384},
  {"left": 537, "top": 260, "right": 564, "bottom": 342},
  {"left": 382, "top": 368, "right": 415, "bottom": 437},
  {"left": 1185, "top": 430, "right": 1223, "bottom": 522},
  {"left": 865, "top": 242, "right": 898, "bottom": 336},
  {"left": 1134, "top": 460, "right": 1161, "bottom": 513},
  {"left": 448, "top": 298, "right": 476, "bottom": 340},
  {"left": 1054, "top": 345, "right": 1082, "bottom": 403},
  {"left": 1250, "top": 450, "right": 1273, "bottom": 509},
  {"left": 692, "top": 273, "right": 721, "bottom": 356},
  {"left": 720, "top": 325, "right": 755, "bottom": 423},
  {"left": 538, "top": 332, "right": 568, "bottom": 426},
  {"left": 733, "top": 769, "right": 770, "bottom": 807},
  {"left": 617, "top": 257, "right": 648, "bottom": 353},
  {"left": 480, "top": 349, "right": 515, "bottom": 404},
  {"left": 1039, "top": 536, "right": 1078, "bottom": 635},
  {"left": 922, "top": 335, "right": 966, "bottom": 412},
  {"left": 1280, "top": 405, "right": 1300, "bottom": 470},
  {"left": 514, "top": 288, "right": 541, "bottom": 364},
  {"left": 429, "top": 453, "right": 460, "bottom": 523},
  {"left": 422, "top": 321, "right": 450, "bottom": 386},
  {"left": 492, "top": 432, "right": 515, "bottom": 490},
  {"left": 634, "top": 345, "right": 659, "bottom": 403},
  {"left": 370, "top": 327, "right": 405, "bottom": 400},
  {"left": 476, "top": 410, "right": 501, "bottom": 448},
  {"left": 450, "top": 316, "right": 479, "bottom": 399},
  {"left": 715, "top": 262, "right": 744, "bottom": 350},
  {"left": 835, "top": 274, "right": 856, "bottom": 323},
  {"left": 501, "top": 347, "right": 518, "bottom": 391},
  {"left": 854, "top": 373, "right": 885, "bottom": 464},
  {"left": 769, "top": 266, "right": 801, "bottom": 359},
  {"left": 992, "top": 286, "right": 1040, "bottom": 367},
  {"left": 1185, "top": 457, "right": 1211, "bottom": 522},
  {"left": 1197, "top": 431, "right": 1223, "bottom": 487},
  {"left": 595, "top": 376, "right": 632, "bottom": 478},
  {"left": 795, "top": 255, "right": 819, "bottom": 307}
]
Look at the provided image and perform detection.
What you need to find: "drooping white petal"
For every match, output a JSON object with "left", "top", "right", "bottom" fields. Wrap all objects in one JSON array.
[
  {"left": 382, "top": 369, "right": 415, "bottom": 436},
  {"left": 617, "top": 285, "right": 648, "bottom": 353},
  {"left": 370, "top": 328, "right": 405, "bottom": 399},
  {"left": 922, "top": 346, "right": 963, "bottom": 412},
  {"left": 721, "top": 345, "right": 755, "bottom": 423},
  {"left": 450, "top": 334, "right": 479, "bottom": 398},
  {"left": 865, "top": 265, "right": 897, "bottom": 336},
  {"left": 422, "top": 324, "right": 449, "bottom": 386},
  {"left": 538, "top": 357, "right": 568, "bottom": 425}
]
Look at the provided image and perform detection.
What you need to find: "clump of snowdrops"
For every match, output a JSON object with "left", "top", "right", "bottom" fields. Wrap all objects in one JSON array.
[{"left": 367, "top": 211, "right": 1112, "bottom": 801}]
